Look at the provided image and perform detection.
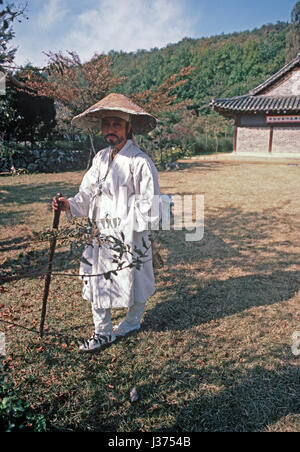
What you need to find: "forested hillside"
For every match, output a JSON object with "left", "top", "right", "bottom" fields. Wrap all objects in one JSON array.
[{"left": 111, "top": 21, "right": 289, "bottom": 113}]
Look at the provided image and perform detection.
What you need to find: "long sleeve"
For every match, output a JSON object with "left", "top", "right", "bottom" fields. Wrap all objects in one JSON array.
[
  {"left": 67, "top": 153, "right": 101, "bottom": 220},
  {"left": 130, "top": 156, "right": 161, "bottom": 232}
]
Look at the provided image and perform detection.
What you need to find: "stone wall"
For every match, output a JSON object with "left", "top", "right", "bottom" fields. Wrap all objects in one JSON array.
[{"left": 0, "top": 148, "right": 90, "bottom": 173}]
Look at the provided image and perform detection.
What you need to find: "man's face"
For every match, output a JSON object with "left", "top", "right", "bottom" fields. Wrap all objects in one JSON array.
[{"left": 101, "top": 116, "right": 128, "bottom": 149}]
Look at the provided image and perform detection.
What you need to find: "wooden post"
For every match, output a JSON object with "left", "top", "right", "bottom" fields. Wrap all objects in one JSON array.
[
  {"left": 268, "top": 126, "right": 273, "bottom": 154},
  {"left": 39, "top": 194, "right": 62, "bottom": 337},
  {"left": 233, "top": 125, "right": 238, "bottom": 153}
]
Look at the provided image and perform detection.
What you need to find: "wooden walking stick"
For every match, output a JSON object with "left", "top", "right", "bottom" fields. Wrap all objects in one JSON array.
[{"left": 39, "top": 193, "right": 62, "bottom": 337}]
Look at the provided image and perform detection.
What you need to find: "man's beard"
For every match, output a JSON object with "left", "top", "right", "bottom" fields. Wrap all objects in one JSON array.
[{"left": 104, "top": 134, "right": 125, "bottom": 146}]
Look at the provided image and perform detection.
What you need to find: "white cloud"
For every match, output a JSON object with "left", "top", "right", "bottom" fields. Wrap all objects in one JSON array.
[
  {"left": 62, "top": 0, "right": 197, "bottom": 61},
  {"left": 12, "top": 0, "right": 199, "bottom": 67},
  {"left": 37, "top": 0, "right": 69, "bottom": 30}
]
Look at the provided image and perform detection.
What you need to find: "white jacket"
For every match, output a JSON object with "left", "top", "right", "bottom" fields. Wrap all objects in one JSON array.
[{"left": 67, "top": 140, "right": 161, "bottom": 309}]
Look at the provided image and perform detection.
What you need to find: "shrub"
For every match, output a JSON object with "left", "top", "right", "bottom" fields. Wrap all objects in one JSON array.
[
  {"left": 190, "top": 135, "right": 233, "bottom": 154},
  {"left": 0, "top": 358, "right": 47, "bottom": 432}
]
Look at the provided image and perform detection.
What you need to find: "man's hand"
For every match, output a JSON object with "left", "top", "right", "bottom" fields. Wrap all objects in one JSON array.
[{"left": 52, "top": 194, "right": 70, "bottom": 212}]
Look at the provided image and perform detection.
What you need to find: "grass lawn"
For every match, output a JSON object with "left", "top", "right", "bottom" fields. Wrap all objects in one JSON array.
[{"left": 0, "top": 157, "right": 299, "bottom": 432}]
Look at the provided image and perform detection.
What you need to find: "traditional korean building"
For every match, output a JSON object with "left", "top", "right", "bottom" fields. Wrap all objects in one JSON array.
[{"left": 210, "top": 53, "right": 300, "bottom": 156}]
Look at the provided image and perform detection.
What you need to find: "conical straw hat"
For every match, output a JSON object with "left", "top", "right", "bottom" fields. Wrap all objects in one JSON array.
[{"left": 71, "top": 93, "right": 157, "bottom": 134}]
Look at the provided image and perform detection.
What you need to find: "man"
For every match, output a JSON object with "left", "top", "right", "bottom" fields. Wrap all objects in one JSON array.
[{"left": 52, "top": 93, "right": 160, "bottom": 352}]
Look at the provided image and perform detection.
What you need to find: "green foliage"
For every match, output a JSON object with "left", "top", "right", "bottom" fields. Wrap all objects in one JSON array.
[
  {"left": 0, "top": 1, "right": 28, "bottom": 66},
  {"left": 112, "top": 22, "right": 289, "bottom": 108},
  {"left": 286, "top": 1, "right": 300, "bottom": 62},
  {"left": 291, "top": 0, "right": 300, "bottom": 24},
  {"left": 0, "top": 84, "right": 18, "bottom": 136},
  {"left": 0, "top": 358, "right": 47, "bottom": 432},
  {"left": 39, "top": 139, "right": 87, "bottom": 151},
  {"left": 39, "top": 135, "right": 106, "bottom": 152},
  {"left": 153, "top": 145, "right": 193, "bottom": 169},
  {"left": 0, "top": 141, "right": 23, "bottom": 162},
  {"left": 135, "top": 108, "right": 234, "bottom": 164}
]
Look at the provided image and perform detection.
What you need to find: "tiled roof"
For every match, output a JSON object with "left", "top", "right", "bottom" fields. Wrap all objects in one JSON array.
[
  {"left": 210, "top": 54, "right": 300, "bottom": 115},
  {"left": 210, "top": 95, "right": 300, "bottom": 113}
]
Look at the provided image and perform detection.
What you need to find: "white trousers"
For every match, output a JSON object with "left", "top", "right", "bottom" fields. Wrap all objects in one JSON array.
[{"left": 91, "top": 301, "right": 146, "bottom": 335}]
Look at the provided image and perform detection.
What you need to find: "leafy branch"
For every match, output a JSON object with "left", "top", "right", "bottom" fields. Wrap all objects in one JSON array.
[{"left": 0, "top": 218, "right": 152, "bottom": 284}]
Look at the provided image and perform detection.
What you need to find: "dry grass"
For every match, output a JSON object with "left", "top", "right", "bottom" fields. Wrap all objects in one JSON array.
[{"left": 0, "top": 159, "right": 299, "bottom": 432}]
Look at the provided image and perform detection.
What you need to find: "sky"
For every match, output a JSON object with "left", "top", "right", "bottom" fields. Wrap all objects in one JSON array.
[{"left": 9, "top": 0, "right": 297, "bottom": 68}]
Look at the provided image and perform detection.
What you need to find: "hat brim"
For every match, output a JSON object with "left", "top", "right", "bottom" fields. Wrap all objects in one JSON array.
[{"left": 71, "top": 106, "right": 157, "bottom": 135}]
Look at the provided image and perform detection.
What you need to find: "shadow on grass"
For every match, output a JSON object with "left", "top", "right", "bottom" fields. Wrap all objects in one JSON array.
[
  {"left": 0, "top": 179, "right": 80, "bottom": 227},
  {"left": 0, "top": 210, "right": 30, "bottom": 227},
  {"left": 0, "top": 180, "right": 78, "bottom": 207},
  {"left": 0, "top": 244, "right": 80, "bottom": 285},
  {"left": 143, "top": 269, "right": 300, "bottom": 333},
  {"left": 144, "top": 203, "right": 300, "bottom": 332},
  {"left": 136, "top": 205, "right": 300, "bottom": 432},
  {"left": 162, "top": 161, "right": 226, "bottom": 173},
  {"left": 129, "top": 354, "right": 300, "bottom": 433},
  {"left": 169, "top": 362, "right": 300, "bottom": 432},
  {"left": 0, "top": 236, "right": 33, "bottom": 252}
]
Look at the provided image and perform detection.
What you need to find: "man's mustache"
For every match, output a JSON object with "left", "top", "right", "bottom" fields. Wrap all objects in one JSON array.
[{"left": 105, "top": 134, "right": 118, "bottom": 140}]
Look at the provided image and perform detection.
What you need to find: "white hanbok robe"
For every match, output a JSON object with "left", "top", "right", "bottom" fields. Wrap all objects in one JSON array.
[{"left": 67, "top": 139, "right": 161, "bottom": 309}]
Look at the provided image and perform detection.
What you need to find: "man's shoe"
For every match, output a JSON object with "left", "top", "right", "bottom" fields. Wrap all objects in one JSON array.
[
  {"left": 79, "top": 332, "right": 116, "bottom": 352},
  {"left": 113, "top": 320, "right": 141, "bottom": 337}
]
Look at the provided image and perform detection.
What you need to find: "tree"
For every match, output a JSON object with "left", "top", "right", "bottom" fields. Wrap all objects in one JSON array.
[
  {"left": 25, "top": 51, "right": 124, "bottom": 117},
  {"left": 291, "top": 0, "right": 300, "bottom": 24},
  {"left": 285, "top": 1, "right": 300, "bottom": 62},
  {"left": 0, "top": 0, "right": 27, "bottom": 65},
  {"left": 130, "top": 66, "right": 194, "bottom": 115},
  {"left": 0, "top": 1, "right": 28, "bottom": 86},
  {"left": 0, "top": 82, "right": 17, "bottom": 142},
  {"left": 12, "top": 88, "right": 56, "bottom": 144},
  {"left": 24, "top": 51, "right": 126, "bottom": 166},
  {"left": 0, "top": 1, "right": 29, "bottom": 145}
]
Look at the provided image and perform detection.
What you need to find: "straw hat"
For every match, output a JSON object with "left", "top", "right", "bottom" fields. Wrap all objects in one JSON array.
[{"left": 71, "top": 93, "right": 157, "bottom": 134}]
